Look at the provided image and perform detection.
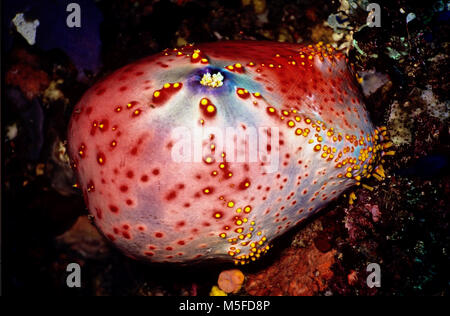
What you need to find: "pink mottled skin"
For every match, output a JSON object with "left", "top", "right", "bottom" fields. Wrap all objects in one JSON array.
[{"left": 68, "top": 41, "right": 386, "bottom": 264}]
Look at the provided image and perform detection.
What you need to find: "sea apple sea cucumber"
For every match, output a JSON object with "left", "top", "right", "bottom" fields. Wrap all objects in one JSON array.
[{"left": 67, "top": 41, "right": 393, "bottom": 264}]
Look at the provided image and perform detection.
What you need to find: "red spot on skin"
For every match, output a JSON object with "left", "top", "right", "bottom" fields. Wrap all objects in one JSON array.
[
  {"left": 132, "top": 108, "right": 142, "bottom": 117},
  {"left": 78, "top": 143, "right": 86, "bottom": 158},
  {"left": 212, "top": 211, "right": 224, "bottom": 219},
  {"left": 152, "top": 83, "right": 183, "bottom": 105},
  {"left": 236, "top": 88, "right": 250, "bottom": 99},
  {"left": 122, "top": 232, "right": 131, "bottom": 239},
  {"left": 126, "top": 171, "right": 134, "bottom": 178},
  {"left": 96, "top": 88, "right": 106, "bottom": 96},
  {"left": 90, "top": 121, "right": 98, "bottom": 136},
  {"left": 190, "top": 51, "right": 205, "bottom": 63},
  {"left": 106, "top": 234, "right": 115, "bottom": 241},
  {"left": 177, "top": 240, "right": 185, "bottom": 245},
  {"left": 71, "top": 160, "right": 79, "bottom": 170},
  {"left": 120, "top": 185, "right": 129, "bottom": 192},
  {"left": 145, "top": 252, "right": 154, "bottom": 256},
  {"left": 176, "top": 221, "right": 186, "bottom": 228},
  {"left": 126, "top": 199, "right": 133, "bottom": 205},
  {"left": 99, "top": 119, "right": 109, "bottom": 132},
  {"left": 266, "top": 107, "right": 277, "bottom": 116},
  {"left": 127, "top": 100, "right": 139, "bottom": 109},
  {"left": 95, "top": 208, "right": 102, "bottom": 220},
  {"left": 155, "top": 232, "right": 164, "bottom": 238},
  {"left": 87, "top": 180, "right": 95, "bottom": 192},
  {"left": 166, "top": 247, "right": 173, "bottom": 251},
  {"left": 238, "top": 178, "right": 251, "bottom": 190},
  {"left": 97, "top": 152, "right": 106, "bottom": 165},
  {"left": 130, "top": 147, "right": 138, "bottom": 155},
  {"left": 141, "top": 175, "right": 149, "bottom": 182},
  {"left": 109, "top": 205, "right": 119, "bottom": 213},
  {"left": 152, "top": 168, "right": 160, "bottom": 176},
  {"left": 202, "top": 187, "right": 214, "bottom": 195},
  {"left": 165, "top": 190, "right": 177, "bottom": 201},
  {"left": 199, "top": 98, "right": 217, "bottom": 118}
]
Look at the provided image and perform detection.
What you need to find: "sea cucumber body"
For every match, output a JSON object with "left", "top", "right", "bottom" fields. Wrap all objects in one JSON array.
[{"left": 68, "top": 41, "right": 380, "bottom": 263}]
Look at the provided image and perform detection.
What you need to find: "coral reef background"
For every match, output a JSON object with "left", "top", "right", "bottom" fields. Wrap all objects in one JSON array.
[{"left": 2, "top": 0, "right": 449, "bottom": 296}]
